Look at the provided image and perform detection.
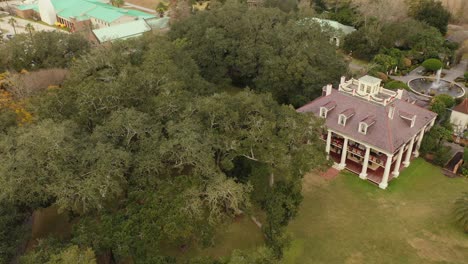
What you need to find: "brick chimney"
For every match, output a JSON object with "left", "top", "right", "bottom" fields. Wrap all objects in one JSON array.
[
  {"left": 324, "top": 84, "right": 332, "bottom": 96},
  {"left": 396, "top": 89, "right": 403, "bottom": 99},
  {"left": 411, "top": 115, "right": 417, "bottom": 127},
  {"left": 340, "top": 76, "right": 346, "bottom": 85}
]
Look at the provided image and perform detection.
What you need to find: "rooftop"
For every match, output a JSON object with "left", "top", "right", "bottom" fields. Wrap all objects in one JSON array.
[
  {"left": 359, "top": 75, "right": 381, "bottom": 85},
  {"left": 452, "top": 98, "right": 468, "bottom": 114},
  {"left": 297, "top": 77, "right": 437, "bottom": 154},
  {"left": 300, "top": 17, "right": 356, "bottom": 35},
  {"left": 92, "top": 19, "right": 151, "bottom": 43},
  {"left": 18, "top": 0, "right": 156, "bottom": 23}
]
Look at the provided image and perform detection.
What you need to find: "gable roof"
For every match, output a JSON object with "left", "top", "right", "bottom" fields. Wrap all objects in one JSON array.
[
  {"left": 308, "top": 18, "right": 356, "bottom": 35},
  {"left": 92, "top": 19, "right": 151, "bottom": 43},
  {"left": 452, "top": 98, "right": 468, "bottom": 114},
  {"left": 297, "top": 89, "right": 437, "bottom": 154}
]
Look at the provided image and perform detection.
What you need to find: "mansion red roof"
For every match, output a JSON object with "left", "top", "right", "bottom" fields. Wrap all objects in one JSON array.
[
  {"left": 453, "top": 98, "right": 468, "bottom": 115},
  {"left": 298, "top": 89, "right": 437, "bottom": 154}
]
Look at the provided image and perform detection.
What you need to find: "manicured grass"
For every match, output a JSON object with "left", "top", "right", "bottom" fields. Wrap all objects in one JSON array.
[
  {"left": 285, "top": 158, "right": 468, "bottom": 264},
  {"left": 167, "top": 214, "right": 264, "bottom": 260}
]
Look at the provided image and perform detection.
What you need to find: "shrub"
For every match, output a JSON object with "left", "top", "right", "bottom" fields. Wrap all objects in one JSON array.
[
  {"left": 402, "top": 58, "right": 412, "bottom": 68},
  {"left": 376, "top": 72, "right": 388, "bottom": 81},
  {"left": 422, "top": 58, "right": 443, "bottom": 71},
  {"left": 385, "top": 80, "right": 409, "bottom": 90},
  {"left": 433, "top": 145, "right": 451, "bottom": 166},
  {"left": 464, "top": 72, "right": 468, "bottom": 81}
]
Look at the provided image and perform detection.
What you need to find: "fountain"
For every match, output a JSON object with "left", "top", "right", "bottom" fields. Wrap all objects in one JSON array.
[
  {"left": 408, "top": 68, "right": 465, "bottom": 98},
  {"left": 431, "top": 68, "right": 442, "bottom": 89}
]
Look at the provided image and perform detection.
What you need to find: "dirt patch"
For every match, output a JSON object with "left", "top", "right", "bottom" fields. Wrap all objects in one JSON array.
[
  {"left": 407, "top": 231, "right": 468, "bottom": 263},
  {"left": 27, "top": 205, "right": 71, "bottom": 250},
  {"left": 345, "top": 252, "right": 364, "bottom": 264},
  {"left": 302, "top": 171, "right": 330, "bottom": 192}
]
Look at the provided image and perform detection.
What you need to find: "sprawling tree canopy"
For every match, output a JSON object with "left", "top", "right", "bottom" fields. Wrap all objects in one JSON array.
[
  {"left": 0, "top": 31, "right": 328, "bottom": 262},
  {"left": 0, "top": 31, "right": 90, "bottom": 72},
  {"left": 169, "top": 0, "right": 347, "bottom": 106}
]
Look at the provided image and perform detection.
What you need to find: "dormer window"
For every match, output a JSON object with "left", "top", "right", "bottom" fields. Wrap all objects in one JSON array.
[
  {"left": 338, "top": 114, "right": 346, "bottom": 126},
  {"left": 319, "top": 107, "right": 327, "bottom": 118},
  {"left": 319, "top": 101, "right": 336, "bottom": 119},
  {"left": 359, "top": 122, "right": 368, "bottom": 134},
  {"left": 359, "top": 115, "right": 376, "bottom": 135},
  {"left": 338, "top": 108, "right": 355, "bottom": 126}
]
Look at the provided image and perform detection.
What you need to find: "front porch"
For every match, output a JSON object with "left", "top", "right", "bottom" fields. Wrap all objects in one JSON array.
[
  {"left": 329, "top": 151, "right": 392, "bottom": 185},
  {"left": 324, "top": 130, "right": 419, "bottom": 189}
]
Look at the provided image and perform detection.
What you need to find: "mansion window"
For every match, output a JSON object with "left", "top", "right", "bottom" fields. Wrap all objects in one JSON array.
[
  {"left": 359, "top": 122, "right": 368, "bottom": 135},
  {"left": 338, "top": 114, "right": 346, "bottom": 126},
  {"left": 319, "top": 107, "right": 327, "bottom": 118}
]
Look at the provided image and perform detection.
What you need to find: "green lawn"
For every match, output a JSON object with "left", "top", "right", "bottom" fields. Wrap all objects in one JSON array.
[
  {"left": 284, "top": 158, "right": 468, "bottom": 264},
  {"left": 166, "top": 214, "right": 265, "bottom": 260}
]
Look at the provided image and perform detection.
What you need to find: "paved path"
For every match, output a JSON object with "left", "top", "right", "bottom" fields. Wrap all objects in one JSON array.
[
  {"left": 444, "top": 59, "right": 467, "bottom": 82},
  {"left": 123, "top": 2, "right": 157, "bottom": 14}
]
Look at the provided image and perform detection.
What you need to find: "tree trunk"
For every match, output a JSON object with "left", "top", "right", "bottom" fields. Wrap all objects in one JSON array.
[{"left": 269, "top": 172, "right": 274, "bottom": 187}]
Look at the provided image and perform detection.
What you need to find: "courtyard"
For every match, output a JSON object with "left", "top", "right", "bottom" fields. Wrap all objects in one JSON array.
[{"left": 285, "top": 158, "right": 468, "bottom": 263}]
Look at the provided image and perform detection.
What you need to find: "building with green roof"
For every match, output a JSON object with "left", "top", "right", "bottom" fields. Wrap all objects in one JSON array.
[
  {"left": 299, "top": 17, "right": 356, "bottom": 47},
  {"left": 92, "top": 17, "right": 169, "bottom": 43},
  {"left": 16, "top": 0, "right": 156, "bottom": 32}
]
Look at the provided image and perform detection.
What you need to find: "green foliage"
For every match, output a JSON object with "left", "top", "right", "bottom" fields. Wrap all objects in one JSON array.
[
  {"left": 433, "top": 145, "right": 451, "bottom": 166},
  {"left": 420, "top": 125, "right": 452, "bottom": 154},
  {"left": 47, "top": 245, "right": 96, "bottom": 264},
  {"left": 464, "top": 72, "right": 468, "bottom": 81},
  {"left": 430, "top": 94, "right": 455, "bottom": 121},
  {"left": 0, "top": 31, "right": 90, "bottom": 72},
  {"left": 264, "top": 0, "right": 298, "bottom": 13},
  {"left": 0, "top": 120, "right": 130, "bottom": 212},
  {"left": 384, "top": 80, "right": 409, "bottom": 90},
  {"left": 19, "top": 237, "right": 65, "bottom": 264},
  {"left": 263, "top": 181, "right": 302, "bottom": 258},
  {"left": 226, "top": 247, "right": 279, "bottom": 264},
  {"left": 169, "top": 1, "right": 346, "bottom": 106},
  {"left": 20, "top": 241, "right": 96, "bottom": 264},
  {"left": 312, "top": 0, "right": 327, "bottom": 12},
  {"left": 433, "top": 94, "right": 455, "bottom": 108},
  {"left": 327, "top": 5, "right": 357, "bottom": 26},
  {"left": 0, "top": 108, "right": 17, "bottom": 133},
  {"left": 0, "top": 202, "right": 30, "bottom": 263},
  {"left": 422, "top": 58, "right": 443, "bottom": 71},
  {"left": 377, "top": 19, "right": 446, "bottom": 62},
  {"left": 454, "top": 192, "right": 468, "bottom": 233},
  {"left": 343, "top": 25, "right": 381, "bottom": 60},
  {"left": 410, "top": 0, "right": 451, "bottom": 35},
  {"left": 0, "top": 32, "right": 329, "bottom": 262},
  {"left": 372, "top": 54, "right": 397, "bottom": 72}
]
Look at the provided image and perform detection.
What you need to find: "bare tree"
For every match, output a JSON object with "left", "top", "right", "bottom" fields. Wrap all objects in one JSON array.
[
  {"left": 6, "top": 68, "right": 69, "bottom": 100},
  {"left": 352, "top": 0, "right": 408, "bottom": 27}
]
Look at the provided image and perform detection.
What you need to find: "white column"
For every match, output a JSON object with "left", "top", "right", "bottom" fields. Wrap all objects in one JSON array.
[
  {"left": 359, "top": 146, "right": 371, "bottom": 179},
  {"left": 403, "top": 136, "right": 415, "bottom": 167},
  {"left": 413, "top": 127, "right": 426, "bottom": 158},
  {"left": 338, "top": 137, "right": 348, "bottom": 170},
  {"left": 379, "top": 154, "right": 393, "bottom": 190},
  {"left": 325, "top": 130, "right": 332, "bottom": 158},
  {"left": 392, "top": 146, "right": 405, "bottom": 177}
]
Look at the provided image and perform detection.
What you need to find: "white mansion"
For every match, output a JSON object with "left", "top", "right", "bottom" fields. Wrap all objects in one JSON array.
[{"left": 298, "top": 76, "right": 437, "bottom": 189}]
